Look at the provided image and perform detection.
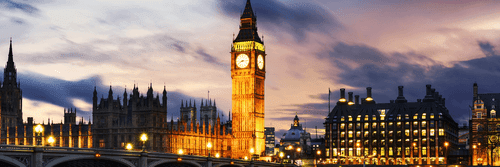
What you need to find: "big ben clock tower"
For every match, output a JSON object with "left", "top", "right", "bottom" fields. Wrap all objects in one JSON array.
[{"left": 231, "top": 0, "right": 266, "bottom": 158}]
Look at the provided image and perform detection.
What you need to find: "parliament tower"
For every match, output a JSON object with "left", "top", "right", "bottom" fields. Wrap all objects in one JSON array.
[{"left": 231, "top": 0, "right": 266, "bottom": 158}]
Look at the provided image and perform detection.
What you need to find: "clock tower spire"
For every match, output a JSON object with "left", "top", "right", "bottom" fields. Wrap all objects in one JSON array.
[{"left": 231, "top": 0, "right": 266, "bottom": 159}]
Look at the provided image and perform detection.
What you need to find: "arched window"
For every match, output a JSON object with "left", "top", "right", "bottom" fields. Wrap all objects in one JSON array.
[{"left": 491, "top": 110, "right": 496, "bottom": 118}]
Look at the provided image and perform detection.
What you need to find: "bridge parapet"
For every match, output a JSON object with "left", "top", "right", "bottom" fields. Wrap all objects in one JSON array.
[{"left": 0, "top": 145, "right": 281, "bottom": 167}]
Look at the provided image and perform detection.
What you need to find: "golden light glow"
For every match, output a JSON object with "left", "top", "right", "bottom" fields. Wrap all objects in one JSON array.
[
  {"left": 177, "top": 158, "right": 182, "bottom": 161},
  {"left": 444, "top": 142, "right": 449, "bottom": 147},
  {"left": 250, "top": 148, "right": 255, "bottom": 154},
  {"left": 279, "top": 152, "right": 284, "bottom": 158},
  {"left": 473, "top": 145, "right": 477, "bottom": 149},
  {"left": 339, "top": 98, "right": 346, "bottom": 102},
  {"left": 95, "top": 153, "right": 101, "bottom": 158},
  {"left": 233, "top": 41, "right": 265, "bottom": 52},
  {"left": 287, "top": 145, "right": 293, "bottom": 150},
  {"left": 348, "top": 101, "right": 354, "bottom": 105},
  {"left": 317, "top": 150, "right": 321, "bottom": 155},
  {"left": 178, "top": 149, "right": 184, "bottom": 155},
  {"left": 35, "top": 124, "right": 44, "bottom": 133},
  {"left": 47, "top": 136, "right": 55, "bottom": 145},
  {"left": 244, "top": 156, "right": 248, "bottom": 160},
  {"left": 140, "top": 133, "right": 148, "bottom": 142},
  {"left": 297, "top": 147, "right": 301, "bottom": 152},
  {"left": 356, "top": 142, "right": 360, "bottom": 147},
  {"left": 207, "top": 142, "right": 212, "bottom": 149},
  {"left": 413, "top": 142, "right": 416, "bottom": 147},
  {"left": 126, "top": 143, "right": 133, "bottom": 150},
  {"left": 366, "top": 97, "right": 373, "bottom": 101},
  {"left": 215, "top": 153, "right": 220, "bottom": 158}
]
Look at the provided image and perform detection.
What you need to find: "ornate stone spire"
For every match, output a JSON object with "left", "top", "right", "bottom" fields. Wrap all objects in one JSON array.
[{"left": 233, "top": 0, "right": 262, "bottom": 43}]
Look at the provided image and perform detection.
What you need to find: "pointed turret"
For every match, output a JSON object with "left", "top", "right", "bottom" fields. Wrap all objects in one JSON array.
[
  {"left": 181, "top": 100, "right": 184, "bottom": 108},
  {"left": 233, "top": 0, "right": 262, "bottom": 43},
  {"left": 123, "top": 87, "right": 128, "bottom": 107},
  {"left": 201, "top": 98, "right": 204, "bottom": 107},
  {"left": 4, "top": 38, "right": 17, "bottom": 88},
  {"left": 162, "top": 85, "right": 167, "bottom": 110}
]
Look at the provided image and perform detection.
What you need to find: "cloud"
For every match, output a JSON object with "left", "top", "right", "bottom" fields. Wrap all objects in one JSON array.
[
  {"left": 478, "top": 41, "right": 497, "bottom": 57},
  {"left": 288, "top": 41, "right": 500, "bottom": 126},
  {"left": 217, "top": 0, "right": 343, "bottom": 42},
  {"left": 18, "top": 33, "right": 227, "bottom": 70},
  {"left": 196, "top": 48, "right": 226, "bottom": 66},
  {"left": 10, "top": 17, "right": 24, "bottom": 24},
  {"left": 0, "top": 0, "right": 39, "bottom": 15},
  {"left": 15, "top": 71, "right": 206, "bottom": 123}
]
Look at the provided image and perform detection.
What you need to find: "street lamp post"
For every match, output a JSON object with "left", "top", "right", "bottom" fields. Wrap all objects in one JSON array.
[
  {"left": 250, "top": 148, "right": 255, "bottom": 161},
  {"left": 444, "top": 142, "right": 449, "bottom": 164},
  {"left": 126, "top": 143, "right": 133, "bottom": 150},
  {"left": 34, "top": 124, "right": 44, "bottom": 146},
  {"left": 472, "top": 144, "right": 477, "bottom": 165},
  {"left": 315, "top": 150, "right": 321, "bottom": 167},
  {"left": 207, "top": 142, "right": 212, "bottom": 158},
  {"left": 279, "top": 152, "right": 284, "bottom": 166},
  {"left": 47, "top": 136, "right": 55, "bottom": 147},
  {"left": 412, "top": 142, "right": 417, "bottom": 164},
  {"left": 140, "top": 133, "right": 148, "bottom": 152},
  {"left": 295, "top": 147, "right": 301, "bottom": 165}
]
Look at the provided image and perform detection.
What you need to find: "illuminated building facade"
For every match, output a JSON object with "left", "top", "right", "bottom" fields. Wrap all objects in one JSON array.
[
  {"left": 0, "top": 0, "right": 267, "bottom": 159},
  {"left": 470, "top": 83, "right": 500, "bottom": 166},
  {"left": 325, "top": 85, "right": 458, "bottom": 165},
  {"left": 230, "top": 0, "right": 266, "bottom": 158},
  {"left": 0, "top": 39, "right": 22, "bottom": 132},
  {"left": 265, "top": 127, "right": 276, "bottom": 156},
  {"left": 92, "top": 84, "right": 168, "bottom": 152}
]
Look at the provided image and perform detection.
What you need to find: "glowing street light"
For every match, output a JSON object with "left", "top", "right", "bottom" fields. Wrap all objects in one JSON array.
[
  {"left": 140, "top": 133, "right": 148, "bottom": 152},
  {"left": 279, "top": 152, "right": 284, "bottom": 166},
  {"left": 315, "top": 150, "right": 321, "bottom": 167},
  {"left": 215, "top": 153, "right": 220, "bottom": 158},
  {"left": 178, "top": 149, "right": 184, "bottom": 155},
  {"left": 126, "top": 143, "right": 133, "bottom": 150},
  {"left": 250, "top": 148, "right": 255, "bottom": 161},
  {"left": 207, "top": 142, "right": 212, "bottom": 157},
  {"left": 444, "top": 142, "right": 449, "bottom": 164},
  {"left": 34, "top": 124, "right": 44, "bottom": 146},
  {"left": 47, "top": 136, "right": 55, "bottom": 146}
]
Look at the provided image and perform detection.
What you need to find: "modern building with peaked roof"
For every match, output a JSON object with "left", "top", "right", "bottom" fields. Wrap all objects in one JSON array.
[{"left": 324, "top": 85, "right": 458, "bottom": 165}]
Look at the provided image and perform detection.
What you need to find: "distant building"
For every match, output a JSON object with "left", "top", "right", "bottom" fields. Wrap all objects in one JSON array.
[
  {"left": 265, "top": 127, "right": 276, "bottom": 156},
  {"left": 324, "top": 85, "right": 458, "bottom": 165},
  {"left": 469, "top": 83, "right": 500, "bottom": 166},
  {"left": 280, "top": 114, "right": 311, "bottom": 161},
  {"left": 0, "top": 40, "right": 92, "bottom": 147}
]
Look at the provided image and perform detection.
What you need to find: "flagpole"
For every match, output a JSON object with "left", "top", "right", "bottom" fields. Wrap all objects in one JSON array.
[{"left": 328, "top": 88, "right": 331, "bottom": 114}]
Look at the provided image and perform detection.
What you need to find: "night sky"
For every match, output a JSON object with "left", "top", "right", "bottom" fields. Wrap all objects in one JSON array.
[{"left": 1, "top": 0, "right": 500, "bottom": 140}]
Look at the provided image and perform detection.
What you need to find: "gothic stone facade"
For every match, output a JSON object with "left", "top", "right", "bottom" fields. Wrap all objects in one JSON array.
[{"left": 470, "top": 83, "right": 500, "bottom": 166}]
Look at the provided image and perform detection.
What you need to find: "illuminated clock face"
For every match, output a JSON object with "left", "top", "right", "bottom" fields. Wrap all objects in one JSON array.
[
  {"left": 236, "top": 54, "right": 249, "bottom": 68},
  {"left": 257, "top": 55, "right": 264, "bottom": 70}
]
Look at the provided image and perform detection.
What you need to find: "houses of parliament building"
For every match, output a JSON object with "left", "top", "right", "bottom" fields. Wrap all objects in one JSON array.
[{"left": 0, "top": 0, "right": 267, "bottom": 159}]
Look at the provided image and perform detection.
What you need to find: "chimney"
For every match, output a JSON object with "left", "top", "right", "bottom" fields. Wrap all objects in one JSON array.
[
  {"left": 355, "top": 95, "right": 360, "bottom": 105},
  {"left": 396, "top": 86, "right": 407, "bottom": 103},
  {"left": 423, "top": 84, "right": 434, "bottom": 102},
  {"left": 473, "top": 83, "right": 478, "bottom": 99},
  {"left": 339, "top": 88, "right": 346, "bottom": 103},
  {"left": 367, "top": 87, "right": 372, "bottom": 98},
  {"left": 365, "top": 87, "right": 374, "bottom": 103},
  {"left": 348, "top": 92, "right": 354, "bottom": 105},
  {"left": 340, "top": 88, "right": 345, "bottom": 99}
]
